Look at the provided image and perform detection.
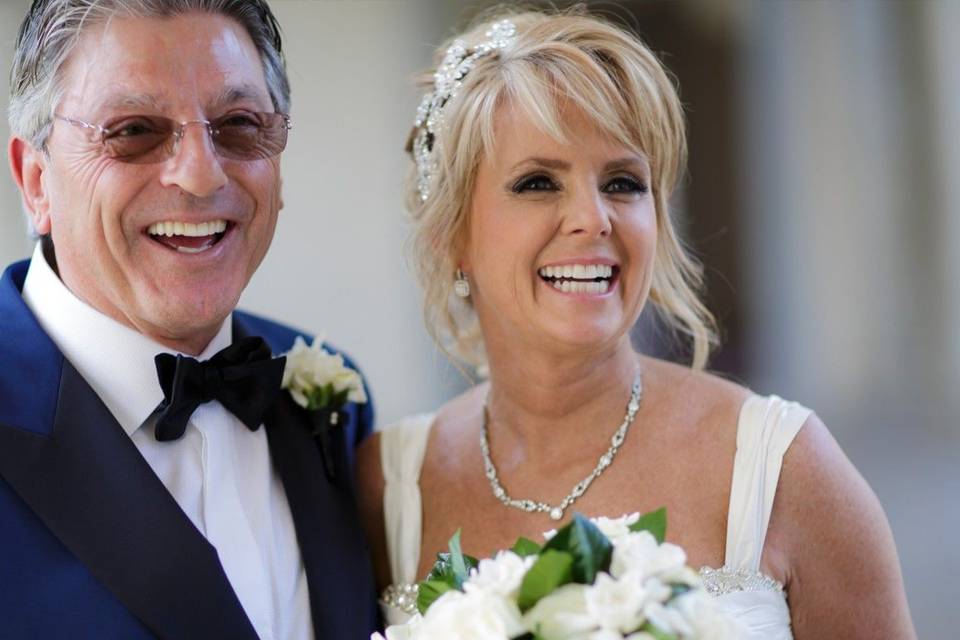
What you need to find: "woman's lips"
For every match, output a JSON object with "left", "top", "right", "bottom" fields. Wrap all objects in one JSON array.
[{"left": 537, "top": 263, "right": 620, "bottom": 294}]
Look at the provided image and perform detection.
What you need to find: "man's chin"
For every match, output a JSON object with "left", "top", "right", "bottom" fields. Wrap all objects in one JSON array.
[{"left": 134, "top": 291, "right": 241, "bottom": 352}]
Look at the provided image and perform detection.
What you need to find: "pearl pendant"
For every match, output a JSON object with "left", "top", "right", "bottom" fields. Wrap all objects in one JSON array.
[{"left": 549, "top": 507, "right": 563, "bottom": 521}]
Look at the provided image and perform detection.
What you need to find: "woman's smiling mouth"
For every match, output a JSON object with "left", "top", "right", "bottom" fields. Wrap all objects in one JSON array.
[{"left": 537, "top": 263, "right": 619, "bottom": 294}]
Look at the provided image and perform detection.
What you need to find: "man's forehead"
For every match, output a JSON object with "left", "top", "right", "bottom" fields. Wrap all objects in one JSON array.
[
  {"left": 58, "top": 11, "right": 274, "bottom": 116},
  {"left": 87, "top": 84, "right": 273, "bottom": 115}
]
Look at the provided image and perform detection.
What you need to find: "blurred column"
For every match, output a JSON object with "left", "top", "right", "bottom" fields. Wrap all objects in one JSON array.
[
  {"left": 925, "top": 0, "right": 960, "bottom": 410},
  {"left": 739, "top": 1, "right": 918, "bottom": 427}
]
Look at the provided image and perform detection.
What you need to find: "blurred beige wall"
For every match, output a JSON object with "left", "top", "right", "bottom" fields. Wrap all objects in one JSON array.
[{"left": 0, "top": 3, "right": 31, "bottom": 264}]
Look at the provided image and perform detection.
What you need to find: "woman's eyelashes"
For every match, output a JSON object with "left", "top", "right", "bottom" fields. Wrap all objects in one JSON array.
[
  {"left": 509, "top": 172, "right": 649, "bottom": 196},
  {"left": 511, "top": 173, "right": 558, "bottom": 193},
  {"left": 603, "top": 174, "right": 648, "bottom": 195}
]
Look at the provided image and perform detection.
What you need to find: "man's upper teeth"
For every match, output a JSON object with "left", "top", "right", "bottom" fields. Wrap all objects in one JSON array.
[
  {"left": 538, "top": 264, "right": 613, "bottom": 279},
  {"left": 147, "top": 220, "right": 228, "bottom": 237}
]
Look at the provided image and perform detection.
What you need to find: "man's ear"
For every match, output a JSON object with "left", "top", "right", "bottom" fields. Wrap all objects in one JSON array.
[{"left": 9, "top": 136, "right": 52, "bottom": 235}]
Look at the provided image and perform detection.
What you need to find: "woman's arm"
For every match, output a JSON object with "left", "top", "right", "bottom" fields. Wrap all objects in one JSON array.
[
  {"left": 773, "top": 413, "right": 916, "bottom": 639},
  {"left": 355, "top": 432, "right": 392, "bottom": 592}
]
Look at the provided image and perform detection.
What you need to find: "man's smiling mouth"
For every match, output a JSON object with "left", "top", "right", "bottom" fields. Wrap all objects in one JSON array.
[
  {"left": 537, "top": 263, "right": 618, "bottom": 294},
  {"left": 146, "top": 219, "right": 232, "bottom": 254}
]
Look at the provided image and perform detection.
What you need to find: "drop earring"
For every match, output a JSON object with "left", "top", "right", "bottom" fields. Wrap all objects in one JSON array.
[{"left": 454, "top": 268, "right": 470, "bottom": 298}]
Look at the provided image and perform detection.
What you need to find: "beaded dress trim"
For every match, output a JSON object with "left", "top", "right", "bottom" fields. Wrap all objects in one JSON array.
[
  {"left": 698, "top": 565, "right": 785, "bottom": 597},
  {"left": 380, "top": 566, "right": 785, "bottom": 614}
]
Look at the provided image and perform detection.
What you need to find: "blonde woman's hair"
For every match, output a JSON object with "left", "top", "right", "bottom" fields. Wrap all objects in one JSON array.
[{"left": 405, "top": 7, "right": 717, "bottom": 371}]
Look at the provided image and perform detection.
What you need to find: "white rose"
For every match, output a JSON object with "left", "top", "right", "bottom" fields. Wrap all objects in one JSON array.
[
  {"left": 592, "top": 513, "right": 640, "bottom": 542},
  {"left": 281, "top": 336, "right": 314, "bottom": 389},
  {"left": 642, "top": 601, "right": 693, "bottom": 637},
  {"left": 464, "top": 551, "right": 536, "bottom": 599},
  {"left": 374, "top": 612, "right": 425, "bottom": 640},
  {"left": 587, "top": 630, "right": 625, "bottom": 640},
  {"left": 418, "top": 589, "right": 524, "bottom": 639},
  {"left": 670, "top": 590, "right": 743, "bottom": 640},
  {"left": 610, "top": 531, "right": 658, "bottom": 579},
  {"left": 281, "top": 336, "right": 368, "bottom": 407},
  {"left": 584, "top": 573, "right": 646, "bottom": 634},
  {"left": 611, "top": 532, "right": 686, "bottom": 580},
  {"left": 522, "top": 584, "right": 596, "bottom": 640}
]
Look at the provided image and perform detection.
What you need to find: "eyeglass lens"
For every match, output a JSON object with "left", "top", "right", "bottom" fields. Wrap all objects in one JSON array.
[{"left": 98, "top": 112, "right": 289, "bottom": 163}]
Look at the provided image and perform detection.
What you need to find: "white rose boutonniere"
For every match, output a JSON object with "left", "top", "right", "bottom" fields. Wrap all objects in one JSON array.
[
  {"left": 281, "top": 335, "right": 368, "bottom": 481},
  {"left": 282, "top": 335, "right": 367, "bottom": 412}
]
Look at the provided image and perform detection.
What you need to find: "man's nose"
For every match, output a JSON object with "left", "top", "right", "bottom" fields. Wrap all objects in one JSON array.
[{"left": 158, "top": 121, "right": 228, "bottom": 197}]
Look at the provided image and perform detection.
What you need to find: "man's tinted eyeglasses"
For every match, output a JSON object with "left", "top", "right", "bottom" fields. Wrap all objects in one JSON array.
[{"left": 53, "top": 112, "right": 292, "bottom": 163}]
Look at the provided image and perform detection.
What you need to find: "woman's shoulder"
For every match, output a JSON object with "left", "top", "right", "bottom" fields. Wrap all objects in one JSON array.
[
  {"left": 640, "top": 356, "right": 753, "bottom": 442},
  {"left": 765, "top": 410, "right": 915, "bottom": 635}
]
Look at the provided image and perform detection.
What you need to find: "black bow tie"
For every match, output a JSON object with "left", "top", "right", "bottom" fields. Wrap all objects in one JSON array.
[{"left": 153, "top": 337, "right": 287, "bottom": 442}]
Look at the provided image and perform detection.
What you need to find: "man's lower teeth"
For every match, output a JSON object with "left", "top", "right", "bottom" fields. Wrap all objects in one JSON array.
[
  {"left": 150, "top": 233, "right": 219, "bottom": 253},
  {"left": 175, "top": 245, "right": 211, "bottom": 254},
  {"left": 550, "top": 280, "right": 610, "bottom": 293}
]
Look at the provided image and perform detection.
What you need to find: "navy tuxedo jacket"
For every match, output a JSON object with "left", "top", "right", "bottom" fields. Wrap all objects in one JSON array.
[{"left": 0, "top": 259, "right": 378, "bottom": 639}]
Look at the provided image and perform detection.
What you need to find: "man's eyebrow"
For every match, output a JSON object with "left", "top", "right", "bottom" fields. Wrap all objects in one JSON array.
[
  {"left": 210, "top": 84, "right": 273, "bottom": 110},
  {"left": 94, "top": 93, "right": 168, "bottom": 113}
]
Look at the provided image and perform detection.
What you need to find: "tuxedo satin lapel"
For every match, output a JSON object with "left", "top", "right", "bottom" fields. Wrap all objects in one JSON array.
[
  {"left": 264, "top": 393, "right": 377, "bottom": 638},
  {"left": 0, "top": 361, "right": 258, "bottom": 640}
]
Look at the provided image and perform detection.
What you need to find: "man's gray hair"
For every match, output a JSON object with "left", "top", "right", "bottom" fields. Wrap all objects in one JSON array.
[{"left": 9, "top": 0, "right": 291, "bottom": 150}]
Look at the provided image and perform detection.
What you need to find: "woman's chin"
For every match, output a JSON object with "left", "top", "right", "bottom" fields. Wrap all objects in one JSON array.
[{"left": 536, "top": 322, "right": 627, "bottom": 354}]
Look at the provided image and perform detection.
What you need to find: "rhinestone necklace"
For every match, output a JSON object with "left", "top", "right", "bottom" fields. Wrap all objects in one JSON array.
[{"left": 480, "top": 368, "right": 643, "bottom": 521}]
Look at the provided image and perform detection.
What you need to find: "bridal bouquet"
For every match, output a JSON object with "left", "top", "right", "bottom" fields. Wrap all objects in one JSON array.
[{"left": 373, "top": 510, "right": 739, "bottom": 640}]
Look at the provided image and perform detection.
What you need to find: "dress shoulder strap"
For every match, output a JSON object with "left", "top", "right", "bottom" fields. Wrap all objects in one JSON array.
[
  {"left": 380, "top": 413, "right": 435, "bottom": 585},
  {"left": 724, "top": 395, "right": 811, "bottom": 572}
]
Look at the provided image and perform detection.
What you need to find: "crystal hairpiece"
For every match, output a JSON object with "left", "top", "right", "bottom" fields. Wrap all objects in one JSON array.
[{"left": 412, "top": 19, "right": 517, "bottom": 202}]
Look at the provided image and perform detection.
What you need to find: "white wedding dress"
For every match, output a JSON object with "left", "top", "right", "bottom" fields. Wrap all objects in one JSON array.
[{"left": 378, "top": 395, "right": 810, "bottom": 639}]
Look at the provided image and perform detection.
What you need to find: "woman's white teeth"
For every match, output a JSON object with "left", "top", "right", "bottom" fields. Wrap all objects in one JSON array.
[
  {"left": 551, "top": 279, "right": 611, "bottom": 294},
  {"left": 146, "top": 219, "right": 228, "bottom": 237},
  {"left": 537, "top": 264, "right": 613, "bottom": 294},
  {"left": 538, "top": 264, "right": 613, "bottom": 279}
]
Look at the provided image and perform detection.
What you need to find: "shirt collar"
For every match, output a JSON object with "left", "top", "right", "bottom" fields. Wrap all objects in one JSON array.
[{"left": 21, "top": 242, "right": 232, "bottom": 436}]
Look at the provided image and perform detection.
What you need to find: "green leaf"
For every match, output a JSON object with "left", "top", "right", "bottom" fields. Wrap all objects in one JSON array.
[
  {"left": 425, "top": 552, "right": 454, "bottom": 584},
  {"left": 319, "top": 383, "right": 334, "bottom": 407},
  {"left": 448, "top": 530, "right": 470, "bottom": 587},
  {"left": 416, "top": 579, "right": 453, "bottom": 615},
  {"left": 542, "top": 513, "right": 612, "bottom": 583},
  {"left": 670, "top": 582, "right": 692, "bottom": 600},
  {"left": 629, "top": 506, "right": 667, "bottom": 543},
  {"left": 426, "top": 552, "right": 478, "bottom": 584},
  {"left": 424, "top": 532, "right": 478, "bottom": 591},
  {"left": 331, "top": 387, "right": 351, "bottom": 407},
  {"left": 517, "top": 549, "right": 574, "bottom": 611},
  {"left": 638, "top": 622, "right": 677, "bottom": 640},
  {"left": 511, "top": 537, "right": 542, "bottom": 558}
]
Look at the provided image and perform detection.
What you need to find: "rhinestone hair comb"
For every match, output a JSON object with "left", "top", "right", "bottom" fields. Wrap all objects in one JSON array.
[{"left": 411, "top": 19, "right": 517, "bottom": 202}]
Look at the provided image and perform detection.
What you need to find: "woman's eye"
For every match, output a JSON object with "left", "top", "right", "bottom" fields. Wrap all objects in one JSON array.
[
  {"left": 512, "top": 174, "right": 558, "bottom": 193},
  {"left": 603, "top": 175, "right": 648, "bottom": 194}
]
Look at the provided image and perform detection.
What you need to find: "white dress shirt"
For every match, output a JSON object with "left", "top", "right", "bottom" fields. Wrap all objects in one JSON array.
[{"left": 21, "top": 243, "right": 313, "bottom": 640}]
